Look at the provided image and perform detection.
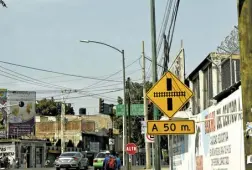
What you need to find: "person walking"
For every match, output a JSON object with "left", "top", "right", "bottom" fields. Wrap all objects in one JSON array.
[
  {"left": 103, "top": 151, "right": 110, "bottom": 170},
  {"left": 115, "top": 152, "right": 121, "bottom": 170},
  {"left": 103, "top": 150, "right": 117, "bottom": 170}
]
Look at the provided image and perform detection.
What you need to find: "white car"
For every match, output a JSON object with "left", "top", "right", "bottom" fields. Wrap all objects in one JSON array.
[{"left": 54, "top": 152, "right": 89, "bottom": 170}]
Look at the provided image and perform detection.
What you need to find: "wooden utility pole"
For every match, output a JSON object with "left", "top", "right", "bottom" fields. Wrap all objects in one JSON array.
[
  {"left": 237, "top": 0, "right": 252, "bottom": 169},
  {"left": 142, "top": 41, "right": 151, "bottom": 169}
]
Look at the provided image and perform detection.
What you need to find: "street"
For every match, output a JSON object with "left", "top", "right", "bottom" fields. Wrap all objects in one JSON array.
[{"left": 12, "top": 166, "right": 169, "bottom": 170}]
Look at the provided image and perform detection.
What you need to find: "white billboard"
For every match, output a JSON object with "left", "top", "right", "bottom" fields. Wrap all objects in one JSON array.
[
  {"left": 7, "top": 91, "right": 36, "bottom": 137},
  {"left": 169, "top": 48, "right": 185, "bottom": 82},
  {"left": 171, "top": 86, "right": 245, "bottom": 170},
  {"left": 0, "top": 143, "right": 15, "bottom": 165}
]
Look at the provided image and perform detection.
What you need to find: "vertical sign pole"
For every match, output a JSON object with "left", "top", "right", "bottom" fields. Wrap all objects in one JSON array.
[
  {"left": 142, "top": 41, "right": 151, "bottom": 169},
  {"left": 152, "top": 143, "right": 155, "bottom": 170},
  {"left": 167, "top": 80, "right": 173, "bottom": 170}
]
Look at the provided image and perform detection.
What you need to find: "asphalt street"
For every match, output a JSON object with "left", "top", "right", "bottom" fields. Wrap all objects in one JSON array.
[{"left": 12, "top": 166, "right": 169, "bottom": 170}]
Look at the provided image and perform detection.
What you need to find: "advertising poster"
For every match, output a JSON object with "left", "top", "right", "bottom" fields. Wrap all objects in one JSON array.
[
  {"left": 0, "top": 89, "right": 7, "bottom": 137},
  {"left": 0, "top": 144, "right": 15, "bottom": 165},
  {"left": 176, "top": 87, "right": 245, "bottom": 170},
  {"left": 170, "top": 135, "right": 189, "bottom": 170},
  {"left": 201, "top": 87, "right": 244, "bottom": 170},
  {"left": 8, "top": 91, "right": 36, "bottom": 137}
]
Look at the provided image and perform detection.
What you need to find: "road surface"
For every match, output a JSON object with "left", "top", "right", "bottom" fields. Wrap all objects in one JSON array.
[{"left": 13, "top": 166, "right": 169, "bottom": 170}]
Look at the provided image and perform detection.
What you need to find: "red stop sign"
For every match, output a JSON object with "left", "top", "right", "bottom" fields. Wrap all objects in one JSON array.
[{"left": 126, "top": 143, "right": 137, "bottom": 155}]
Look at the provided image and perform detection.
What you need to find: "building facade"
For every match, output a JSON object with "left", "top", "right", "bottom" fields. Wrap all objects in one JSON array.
[{"left": 187, "top": 52, "right": 240, "bottom": 115}]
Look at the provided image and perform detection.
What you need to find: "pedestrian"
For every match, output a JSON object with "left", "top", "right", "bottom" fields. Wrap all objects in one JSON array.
[
  {"left": 103, "top": 150, "right": 117, "bottom": 170},
  {"left": 115, "top": 152, "right": 121, "bottom": 170},
  {"left": 103, "top": 151, "right": 110, "bottom": 170}
]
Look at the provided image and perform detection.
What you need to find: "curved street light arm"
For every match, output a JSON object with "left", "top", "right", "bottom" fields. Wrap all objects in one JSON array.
[{"left": 80, "top": 40, "right": 123, "bottom": 54}]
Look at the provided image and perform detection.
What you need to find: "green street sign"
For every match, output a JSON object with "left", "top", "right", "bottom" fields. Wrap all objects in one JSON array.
[{"left": 116, "top": 104, "right": 144, "bottom": 116}]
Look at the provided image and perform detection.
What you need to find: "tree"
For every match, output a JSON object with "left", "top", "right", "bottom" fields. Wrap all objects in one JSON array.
[
  {"left": 67, "top": 140, "right": 74, "bottom": 147},
  {"left": 36, "top": 97, "right": 75, "bottom": 116},
  {"left": 114, "top": 81, "right": 152, "bottom": 147}
]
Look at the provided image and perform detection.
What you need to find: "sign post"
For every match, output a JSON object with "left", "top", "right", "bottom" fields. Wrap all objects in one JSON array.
[{"left": 146, "top": 71, "right": 195, "bottom": 170}]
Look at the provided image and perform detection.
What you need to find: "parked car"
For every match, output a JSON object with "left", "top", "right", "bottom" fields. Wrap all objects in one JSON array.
[
  {"left": 54, "top": 151, "right": 89, "bottom": 170},
  {"left": 93, "top": 152, "right": 107, "bottom": 170}
]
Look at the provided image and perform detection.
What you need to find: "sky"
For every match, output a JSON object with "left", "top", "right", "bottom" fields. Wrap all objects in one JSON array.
[{"left": 0, "top": 0, "right": 238, "bottom": 114}]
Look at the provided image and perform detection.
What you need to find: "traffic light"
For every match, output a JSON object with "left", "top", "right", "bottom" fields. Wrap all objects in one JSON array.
[
  {"left": 19, "top": 101, "right": 24, "bottom": 107},
  {"left": 56, "top": 103, "right": 61, "bottom": 114},
  {"left": 147, "top": 100, "right": 153, "bottom": 120},
  {"left": 108, "top": 128, "right": 113, "bottom": 138},
  {"left": 99, "top": 98, "right": 104, "bottom": 113}
]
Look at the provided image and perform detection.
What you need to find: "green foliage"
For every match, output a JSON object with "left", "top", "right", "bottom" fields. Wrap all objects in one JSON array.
[
  {"left": 114, "top": 81, "right": 152, "bottom": 147},
  {"left": 36, "top": 97, "right": 75, "bottom": 116}
]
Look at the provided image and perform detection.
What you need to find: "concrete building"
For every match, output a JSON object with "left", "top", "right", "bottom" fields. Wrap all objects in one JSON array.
[
  {"left": 0, "top": 139, "right": 47, "bottom": 169},
  {"left": 187, "top": 52, "right": 240, "bottom": 115},
  {"left": 35, "top": 114, "right": 120, "bottom": 152}
]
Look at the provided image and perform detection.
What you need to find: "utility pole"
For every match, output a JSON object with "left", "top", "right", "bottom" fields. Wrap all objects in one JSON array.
[
  {"left": 150, "top": 0, "right": 161, "bottom": 170},
  {"left": 61, "top": 98, "right": 66, "bottom": 153},
  {"left": 142, "top": 41, "right": 151, "bottom": 169},
  {"left": 126, "top": 77, "right": 132, "bottom": 170},
  {"left": 122, "top": 50, "right": 128, "bottom": 168},
  {"left": 237, "top": 0, "right": 252, "bottom": 169}
]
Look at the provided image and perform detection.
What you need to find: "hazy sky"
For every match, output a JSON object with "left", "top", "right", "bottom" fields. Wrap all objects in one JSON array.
[{"left": 0, "top": 0, "right": 238, "bottom": 114}]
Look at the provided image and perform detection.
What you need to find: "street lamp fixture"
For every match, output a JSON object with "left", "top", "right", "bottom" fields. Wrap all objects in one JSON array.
[
  {"left": 80, "top": 40, "right": 90, "bottom": 43},
  {"left": 79, "top": 39, "right": 127, "bottom": 167}
]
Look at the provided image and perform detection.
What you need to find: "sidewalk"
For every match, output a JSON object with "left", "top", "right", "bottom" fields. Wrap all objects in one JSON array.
[{"left": 122, "top": 166, "right": 169, "bottom": 170}]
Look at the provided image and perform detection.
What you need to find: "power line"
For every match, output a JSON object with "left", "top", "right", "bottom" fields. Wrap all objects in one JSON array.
[
  {"left": 0, "top": 71, "right": 69, "bottom": 90},
  {"left": 0, "top": 65, "right": 70, "bottom": 90},
  {"left": 146, "top": 0, "right": 173, "bottom": 80},
  {"left": 0, "top": 60, "right": 122, "bottom": 83},
  {"left": 81, "top": 56, "right": 141, "bottom": 90},
  {"left": 40, "top": 89, "right": 122, "bottom": 101}
]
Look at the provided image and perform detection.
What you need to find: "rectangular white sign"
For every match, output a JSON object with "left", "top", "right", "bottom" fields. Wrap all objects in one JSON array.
[{"left": 169, "top": 86, "right": 245, "bottom": 170}]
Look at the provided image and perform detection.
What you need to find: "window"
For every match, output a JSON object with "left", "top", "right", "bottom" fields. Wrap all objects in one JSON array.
[
  {"left": 192, "top": 76, "right": 200, "bottom": 114},
  {"left": 76, "top": 153, "right": 82, "bottom": 158},
  {"left": 203, "top": 64, "right": 213, "bottom": 109},
  {"left": 96, "top": 153, "right": 106, "bottom": 158},
  {"left": 221, "top": 58, "right": 241, "bottom": 90},
  {"left": 60, "top": 152, "right": 76, "bottom": 157}
]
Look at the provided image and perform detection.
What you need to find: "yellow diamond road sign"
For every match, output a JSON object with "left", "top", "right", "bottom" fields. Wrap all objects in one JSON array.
[{"left": 146, "top": 71, "right": 193, "bottom": 118}]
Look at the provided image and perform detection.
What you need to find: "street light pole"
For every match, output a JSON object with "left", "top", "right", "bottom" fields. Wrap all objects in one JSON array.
[
  {"left": 79, "top": 40, "right": 128, "bottom": 168},
  {"left": 150, "top": 0, "right": 161, "bottom": 170}
]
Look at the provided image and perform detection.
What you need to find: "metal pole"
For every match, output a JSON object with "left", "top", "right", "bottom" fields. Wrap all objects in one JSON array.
[
  {"left": 170, "top": 135, "right": 173, "bottom": 170},
  {"left": 127, "top": 77, "right": 132, "bottom": 170},
  {"left": 237, "top": 0, "right": 252, "bottom": 169},
  {"left": 142, "top": 41, "right": 151, "bottom": 169},
  {"left": 61, "top": 97, "right": 66, "bottom": 153},
  {"left": 150, "top": 0, "right": 161, "bottom": 169},
  {"left": 152, "top": 143, "right": 155, "bottom": 170},
  {"left": 122, "top": 50, "right": 128, "bottom": 169}
]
